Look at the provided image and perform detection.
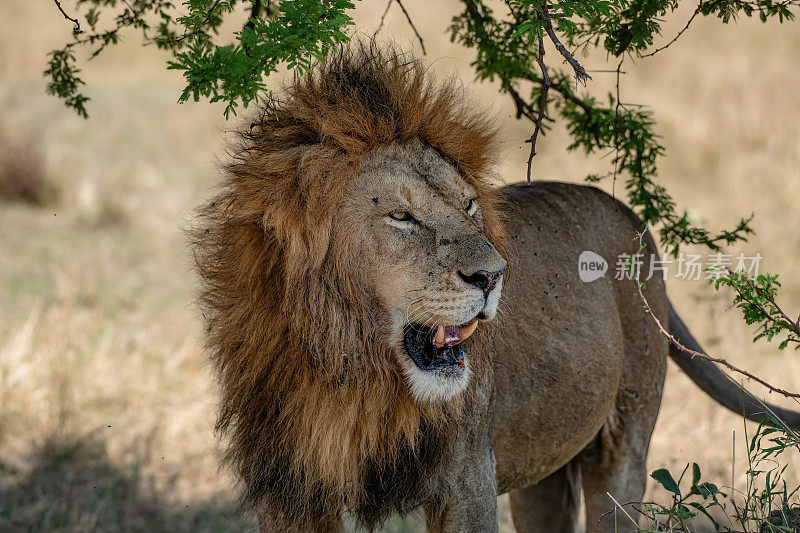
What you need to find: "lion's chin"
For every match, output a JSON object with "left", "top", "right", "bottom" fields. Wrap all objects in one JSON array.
[
  {"left": 399, "top": 323, "right": 473, "bottom": 403},
  {"left": 398, "top": 353, "right": 471, "bottom": 403}
]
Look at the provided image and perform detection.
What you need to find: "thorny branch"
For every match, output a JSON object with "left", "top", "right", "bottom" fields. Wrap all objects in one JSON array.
[
  {"left": 525, "top": 0, "right": 597, "bottom": 179},
  {"left": 53, "top": 0, "right": 83, "bottom": 35},
  {"left": 475, "top": 0, "right": 595, "bottom": 181},
  {"left": 540, "top": 2, "right": 591, "bottom": 84},
  {"left": 526, "top": 33, "right": 550, "bottom": 183},
  {"left": 612, "top": 58, "right": 624, "bottom": 197},
  {"left": 508, "top": 85, "right": 538, "bottom": 121},
  {"left": 455, "top": 0, "right": 755, "bottom": 255},
  {"left": 633, "top": 229, "right": 800, "bottom": 401}
]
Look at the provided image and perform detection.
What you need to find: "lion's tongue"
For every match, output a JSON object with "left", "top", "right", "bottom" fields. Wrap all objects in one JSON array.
[{"left": 433, "top": 321, "right": 478, "bottom": 348}]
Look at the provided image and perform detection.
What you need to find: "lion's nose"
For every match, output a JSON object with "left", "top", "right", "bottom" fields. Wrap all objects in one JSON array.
[{"left": 458, "top": 267, "right": 505, "bottom": 295}]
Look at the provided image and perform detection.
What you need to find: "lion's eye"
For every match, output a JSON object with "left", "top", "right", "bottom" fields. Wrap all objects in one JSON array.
[
  {"left": 388, "top": 210, "right": 416, "bottom": 223},
  {"left": 465, "top": 198, "right": 477, "bottom": 216}
]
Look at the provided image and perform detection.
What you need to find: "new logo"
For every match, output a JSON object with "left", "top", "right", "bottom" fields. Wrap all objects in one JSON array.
[{"left": 578, "top": 251, "right": 607, "bottom": 283}]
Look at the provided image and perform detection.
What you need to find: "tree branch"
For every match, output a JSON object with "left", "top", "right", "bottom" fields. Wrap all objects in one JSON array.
[
  {"left": 612, "top": 58, "right": 624, "bottom": 197},
  {"left": 541, "top": 1, "right": 591, "bottom": 84},
  {"left": 244, "top": 0, "right": 262, "bottom": 32},
  {"left": 395, "top": 0, "right": 426, "bottom": 54},
  {"left": 464, "top": 0, "right": 599, "bottom": 176},
  {"left": 727, "top": 269, "right": 800, "bottom": 342},
  {"left": 641, "top": 3, "right": 702, "bottom": 58},
  {"left": 525, "top": 32, "right": 550, "bottom": 183},
  {"left": 373, "top": 0, "right": 394, "bottom": 38},
  {"left": 163, "top": 0, "right": 224, "bottom": 45},
  {"left": 507, "top": 84, "right": 537, "bottom": 121},
  {"left": 634, "top": 230, "right": 800, "bottom": 401},
  {"left": 52, "top": 0, "right": 83, "bottom": 35}
]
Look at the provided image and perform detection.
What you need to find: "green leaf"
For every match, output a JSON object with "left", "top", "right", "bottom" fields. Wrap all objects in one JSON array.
[
  {"left": 651, "top": 468, "right": 681, "bottom": 496},
  {"left": 696, "top": 482, "right": 720, "bottom": 498}
]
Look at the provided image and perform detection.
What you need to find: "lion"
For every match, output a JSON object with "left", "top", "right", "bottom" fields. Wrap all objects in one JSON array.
[{"left": 194, "top": 44, "right": 800, "bottom": 532}]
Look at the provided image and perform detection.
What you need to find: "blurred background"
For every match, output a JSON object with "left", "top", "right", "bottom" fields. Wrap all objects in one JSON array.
[{"left": 0, "top": 1, "right": 798, "bottom": 531}]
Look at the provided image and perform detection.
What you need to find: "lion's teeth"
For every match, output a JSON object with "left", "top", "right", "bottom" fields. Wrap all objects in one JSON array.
[
  {"left": 460, "top": 320, "right": 478, "bottom": 341},
  {"left": 434, "top": 325, "right": 445, "bottom": 346}
]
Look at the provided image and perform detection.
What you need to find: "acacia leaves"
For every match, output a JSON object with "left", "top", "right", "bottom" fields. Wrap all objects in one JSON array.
[
  {"left": 46, "top": 0, "right": 354, "bottom": 119},
  {"left": 167, "top": 0, "right": 354, "bottom": 118},
  {"left": 711, "top": 271, "right": 800, "bottom": 350}
]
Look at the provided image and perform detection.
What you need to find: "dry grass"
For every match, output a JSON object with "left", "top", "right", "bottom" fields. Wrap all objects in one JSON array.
[{"left": 0, "top": 1, "right": 798, "bottom": 531}]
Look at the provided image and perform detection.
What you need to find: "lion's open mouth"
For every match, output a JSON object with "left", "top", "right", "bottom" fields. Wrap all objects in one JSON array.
[{"left": 402, "top": 320, "right": 478, "bottom": 371}]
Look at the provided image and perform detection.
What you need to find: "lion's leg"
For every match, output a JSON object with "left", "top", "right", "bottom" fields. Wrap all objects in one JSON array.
[
  {"left": 578, "top": 344, "right": 666, "bottom": 533},
  {"left": 578, "top": 427, "right": 648, "bottom": 533},
  {"left": 578, "top": 234, "right": 669, "bottom": 533},
  {"left": 508, "top": 463, "right": 581, "bottom": 533},
  {"left": 579, "top": 316, "right": 667, "bottom": 531}
]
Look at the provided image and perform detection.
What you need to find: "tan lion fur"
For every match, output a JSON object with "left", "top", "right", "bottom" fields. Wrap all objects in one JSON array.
[{"left": 193, "top": 43, "right": 509, "bottom": 528}]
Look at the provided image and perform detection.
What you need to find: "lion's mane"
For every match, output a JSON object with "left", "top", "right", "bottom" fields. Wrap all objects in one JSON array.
[{"left": 194, "top": 43, "right": 508, "bottom": 528}]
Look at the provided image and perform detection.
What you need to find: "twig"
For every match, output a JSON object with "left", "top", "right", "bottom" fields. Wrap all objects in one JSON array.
[
  {"left": 541, "top": 2, "right": 591, "bottom": 84},
  {"left": 395, "top": 0, "right": 426, "bottom": 54},
  {"left": 633, "top": 229, "right": 800, "bottom": 400},
  {"left": 373, "top": 0, "right": 394, "bottom": 38},
  {"left": 463, "top": 0, "right": 603, "bottom": 157},
  {"left": 60, "top": 2, "right": 151, "bottom": 50},
  {"left": 244, "top": 0, "right": 262, "bottom": 31},
  {"left": 508, "top": 85, "right": 537, "bottom": 121},
  {"left": 726, "top": 270, "right": 800, "bottom": 340},
  {"left": 641, "top": 3, "right": 702, "bottom": 58},
  {"left": 611, "top": 58, "right": 624, "bottom": 199},
  {"left": 163, "top": 0, "right": 224, "bottom": 45},
  {"left": 462, "top": 0, "right": 587, "bottom": 114},
  {"left": 53, "top": 0, "right": 83, "bottom": 35},
  {"left": 525, "top": 33, "right": 550, "bottom": 184},
  {"left": 500, "top": 0, "right": 538, "bottom": 123}
]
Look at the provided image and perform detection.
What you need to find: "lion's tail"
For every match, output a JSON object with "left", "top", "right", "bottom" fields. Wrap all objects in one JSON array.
[{"left": 668, "top": 300, "right": 800, "bottom": 429}]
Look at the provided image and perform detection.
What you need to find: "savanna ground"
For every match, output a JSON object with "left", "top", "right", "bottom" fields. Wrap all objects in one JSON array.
[{"left": 0, "top": 1, "right": 798, "bottom": 531}]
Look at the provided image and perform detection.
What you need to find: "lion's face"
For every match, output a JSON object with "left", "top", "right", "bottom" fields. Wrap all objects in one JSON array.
[{"left": 341, "top": 140, "right": 507, "bottom": 402}]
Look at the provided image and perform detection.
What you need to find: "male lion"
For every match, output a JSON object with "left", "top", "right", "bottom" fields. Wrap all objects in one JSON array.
[{"left": 194, "top": 45, "right": 800, "bottom": 532}]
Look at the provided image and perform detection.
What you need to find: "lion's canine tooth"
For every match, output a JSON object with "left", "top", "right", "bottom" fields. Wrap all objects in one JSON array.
[
  {"left": 434, "top": 325, "right": 445, "bottom": 346},
  {"left": 460, "top": 320, "right": 478, "bottom": 341}
]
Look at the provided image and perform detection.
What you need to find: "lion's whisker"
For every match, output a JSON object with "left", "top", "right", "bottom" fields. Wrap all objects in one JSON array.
[
  {"left": 403, "top": 299, "right": 428, "bottom": 323},
  {"left": 406, "top": 306, "right": 436, "bottom": 325}
]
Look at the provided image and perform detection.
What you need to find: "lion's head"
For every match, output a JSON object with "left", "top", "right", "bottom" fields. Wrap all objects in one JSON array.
[
  {"left": 350, "top": 140, "right": 507, "bottom": 402},
  {"left": 195, "top": 43, "right": 508, "bottom": 528}
]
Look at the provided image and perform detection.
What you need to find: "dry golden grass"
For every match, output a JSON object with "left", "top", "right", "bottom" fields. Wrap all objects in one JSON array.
[{"left": 0, "top": 1, "right": 798, "bottom": 531}]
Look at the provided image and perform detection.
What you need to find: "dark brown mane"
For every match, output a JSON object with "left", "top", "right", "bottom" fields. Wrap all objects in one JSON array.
[{"left": 193, "top": 42, "right": 508, "bottom": 529}]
